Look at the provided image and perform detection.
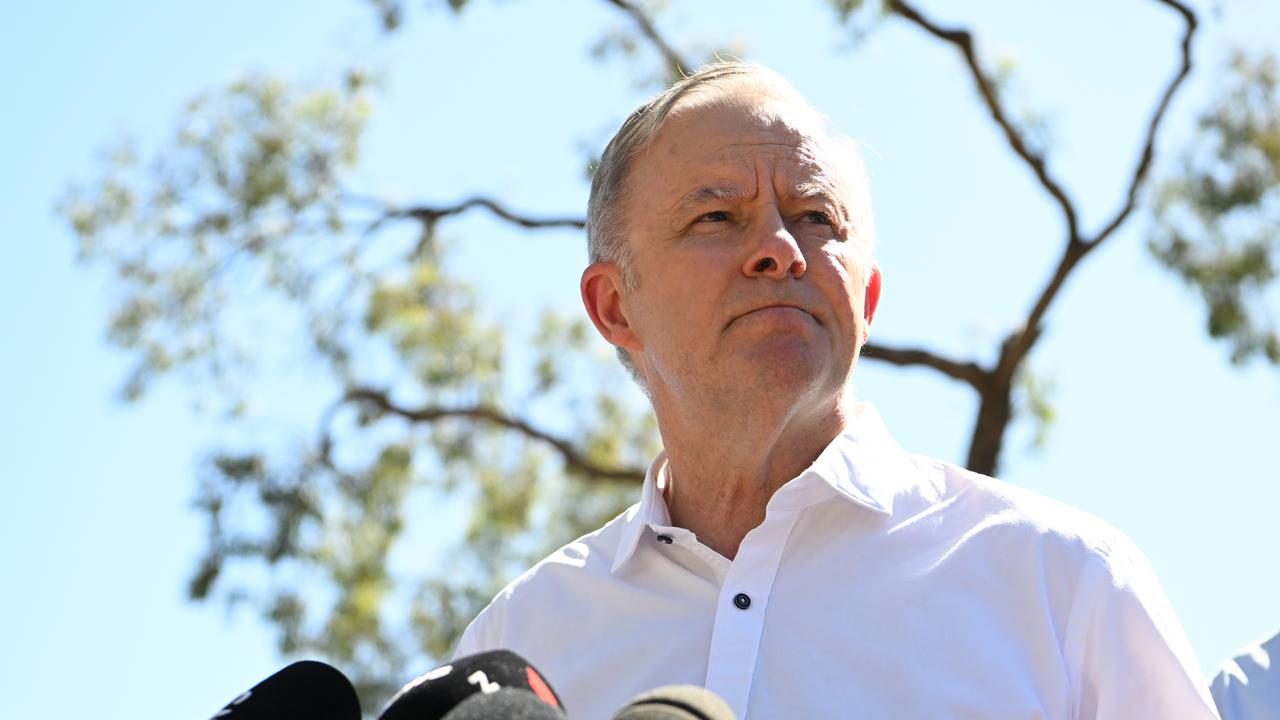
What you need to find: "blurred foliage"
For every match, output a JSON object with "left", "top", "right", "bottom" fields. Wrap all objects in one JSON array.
[
  {"left": 987, "top": 51, "right": 1055, "bottom": 158},
  {"left": 58, "top": 0, "right": 1280, "bottom": 713},
  {"left": 366, "top": 0, "right": 469, "bottom": 32},
  {"left": 60, "top": 63, "right": 655, "bottom": 710},
  {"left": 1150, "top": 51, "right": 1280, "bottom": 365},
  {"left": 1014, "top": 366, "right": 1057, "bottom": 452},
  {"left": 827, "top": 0, "right": 899, "bottom": 49},
  {"left": 61, "top": 73, "right": 373, "bottom": 406}
]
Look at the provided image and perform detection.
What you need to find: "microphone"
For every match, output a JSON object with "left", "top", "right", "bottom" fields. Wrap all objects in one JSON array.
[
  {"left": 210, "top": 660, "right": 361, "bottom": 720},
  {"left": 378, "top": 650, "right": 564, "bottom": 720},
  {"left": 441, "top": 688, "right": 569, "bottom": 719},
  {"left": 610, "top": 685, "right": 736, "bottom": 720}
]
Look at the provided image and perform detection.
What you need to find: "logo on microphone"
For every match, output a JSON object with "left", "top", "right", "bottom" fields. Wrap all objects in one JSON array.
[{"left": 467, "top": 671, "right": 501, "bottom": 694}]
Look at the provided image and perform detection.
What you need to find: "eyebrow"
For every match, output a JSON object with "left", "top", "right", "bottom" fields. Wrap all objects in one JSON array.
[
  {"left": 790, "top": 180, "right": 838, "bottom": 200},
  {"left": 674, "top": 184, "right": 752, "bottom": 215},
  {"left": 671, "top": 179, "right": 847, "bottom": 220}
]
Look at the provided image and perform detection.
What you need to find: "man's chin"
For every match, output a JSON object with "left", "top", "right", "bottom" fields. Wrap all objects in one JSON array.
[{"left": 730, "top": 343, "right": 831, "bottom": 389}]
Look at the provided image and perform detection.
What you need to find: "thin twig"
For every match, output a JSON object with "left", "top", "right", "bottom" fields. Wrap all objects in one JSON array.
[
  {"left": 888, "top": 0, "right": 1081, "bottom": 243},
  {"left": 863, "top": 342, "right": 989, "bottom": 391},
  {"left": 604, "top": 0, "right": 694, "bottom": 77},
  {"left": 1088, "top": 0, "right": 1197, "bottom": 249},
  {"left": 1003, "top": 0, "right": 1197, "bottom": 375},
  {"left": 344, "top": 387, "right": 646, "bottom": 483},
  {"left": 357, "top": 196, "right": 585, "bottom": 236}
]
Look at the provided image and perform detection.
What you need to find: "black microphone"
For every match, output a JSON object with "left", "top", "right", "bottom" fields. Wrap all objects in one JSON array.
[
  {"left": 378, "top": 650, "right": 564, "bottom": 720},
  {"left": 610, "top": 685, "right": 736, "bottom": 720},
  {"left": 210, "top": 660, "right": 361, "bottom": 720},
  {"left": 441, "top": 688, "right": 569, "bottom": 719}
]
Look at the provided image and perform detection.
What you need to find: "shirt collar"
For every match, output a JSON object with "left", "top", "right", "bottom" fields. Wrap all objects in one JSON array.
[
  {"left": 785, "top": 402, "right": 903, "bottom": 515},
  {"left": 611, "top": 402, "right": 908, "bottom": 575},
  {"left": 612, "top": 451, "right": 674, "bottom": 575}
]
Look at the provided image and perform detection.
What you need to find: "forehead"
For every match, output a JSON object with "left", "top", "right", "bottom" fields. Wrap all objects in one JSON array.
[{"left": 632, "top": 99, "right": 845, "bottom": 197}]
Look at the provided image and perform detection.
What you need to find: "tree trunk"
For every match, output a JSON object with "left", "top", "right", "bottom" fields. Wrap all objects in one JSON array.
[{"left": 966, "top": 381, "right": 1012, "bottom": 477}]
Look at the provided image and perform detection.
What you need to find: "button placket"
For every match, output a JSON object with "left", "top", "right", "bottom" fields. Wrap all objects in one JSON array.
[{"left": 703, "top": 506, "right": 801, "bottom": 719}]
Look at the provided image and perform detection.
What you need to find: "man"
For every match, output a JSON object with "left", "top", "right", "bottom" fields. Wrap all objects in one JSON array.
[
  {"left": 1212, "top": 629, "right": 1280, "bottom": 719},
  {"left": 454, "top": 62, "right": 1218, "bottom": 719}
]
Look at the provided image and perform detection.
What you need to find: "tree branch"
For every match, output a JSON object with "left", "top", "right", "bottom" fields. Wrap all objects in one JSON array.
[
  {"left": 344, "top": 387, "right": 646, "bottom": 483},
  {"left": 1002, "top": 0, "right": 1197, "bottom": 375},
  {"left": 362, "top": 196, "right": 585, "bottom": 233},
  {"left": 1088, "top": 0, "right": 1197, "bottom": 248},
  {"left": 862, "top": 341, "right": 989, "bottom": 391},
  {"left": 603, "top": 0, "right": 694, "bottom": 77},
  {"left": 882, "top": 1, "right": 1198, "bottom": 474},
  {"left": 887, "top": 0, "right": 1081, "bottom": 242}
]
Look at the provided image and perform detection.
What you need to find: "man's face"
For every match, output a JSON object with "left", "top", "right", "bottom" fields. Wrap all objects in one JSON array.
[{"left": 596, "top": 98, "right": 879, "bottom": 412}]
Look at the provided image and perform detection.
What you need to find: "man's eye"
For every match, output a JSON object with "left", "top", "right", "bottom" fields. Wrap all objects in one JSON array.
[
  {"left": 802, "top": 210, "right": 834, "bottom": 225},
  {"left": 696, "top": 210, "right": 731, "bottom": 222}
]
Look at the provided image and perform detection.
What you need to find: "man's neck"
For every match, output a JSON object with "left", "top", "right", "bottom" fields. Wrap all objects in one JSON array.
[{"left": 654, "top": 395, "right": 849, "bottom": 560}]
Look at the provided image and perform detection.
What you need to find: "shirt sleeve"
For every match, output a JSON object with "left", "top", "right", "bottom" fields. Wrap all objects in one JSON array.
[
  {"left": 1066, "top": 531, "right": 1220, "bottom": 719},
  {"left": 451, "top": 597, "right": 504, "bottom": 661},
  {"left": 1209, "top": 630, "right": 1280, "bottom": 720}
]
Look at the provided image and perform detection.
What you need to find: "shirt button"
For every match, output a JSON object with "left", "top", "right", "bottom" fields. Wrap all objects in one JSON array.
[
  {"left": 733, "top": 593, "right": 751, "bottom": 610},
  {"left": 656, "top": 534, "right": 673, "bottom": 544}
]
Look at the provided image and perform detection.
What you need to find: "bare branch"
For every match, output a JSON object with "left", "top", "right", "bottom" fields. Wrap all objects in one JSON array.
[
  {"left": 863, "top": 342, "right": 989, "bottom": 391},
  {"left": 1005, "top": 0, "right": 1198, "bottom": 373},
  {"left": 344, "top": 387, "right": 646, "bottom": 483},
  {"left": 1088, "top": 0, "right": 1197, "bottom": 248},
  {"left": 887, "top": 0, "right": 1081, "bottom": 242},
  {"left": 356, "top": 196, "right": 585, "bottom": 235},
  {"left": 604, "top": 0, "right": 694, "bottom": 77}
]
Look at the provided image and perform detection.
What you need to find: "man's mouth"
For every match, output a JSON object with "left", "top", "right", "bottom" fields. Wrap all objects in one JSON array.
[{"left": 730, "top": 304, "right": 817, "bottom": 327}]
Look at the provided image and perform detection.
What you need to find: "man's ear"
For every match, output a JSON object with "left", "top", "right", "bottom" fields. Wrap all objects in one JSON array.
[
  {"left": 861, "top": 265, "right": 882, "bottom": 343},
  {"left": 581, "top": 262, "right": 643, "bottom": 353}
]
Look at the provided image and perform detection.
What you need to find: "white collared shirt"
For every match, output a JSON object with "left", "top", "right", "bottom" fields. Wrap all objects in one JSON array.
[
  {"left": 454, "top": 404, "right": 1219, "bottom": 719},
  {"left": 1211, "top": 629, "right": 1280, "bottom": 719}
]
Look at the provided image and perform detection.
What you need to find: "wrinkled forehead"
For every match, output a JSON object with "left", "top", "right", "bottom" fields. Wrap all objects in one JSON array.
[
  {"left": 647, "top": 97, "right": 855, "bottom": 195},
  {"left": 665, "top": 89, "right": 827, "bottom": 146}
]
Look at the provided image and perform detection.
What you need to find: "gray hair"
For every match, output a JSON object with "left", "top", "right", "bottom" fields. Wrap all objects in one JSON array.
[{"left": 586, "top": 61, "right": 876, "bottom": 381}]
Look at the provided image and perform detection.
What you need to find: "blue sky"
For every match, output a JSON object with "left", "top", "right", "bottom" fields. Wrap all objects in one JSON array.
[{"left": 2, "top": 1, "right": 1278, "bottom": 718}]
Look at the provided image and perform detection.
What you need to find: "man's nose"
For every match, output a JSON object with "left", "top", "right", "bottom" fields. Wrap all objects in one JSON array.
[{"left": 742, "top": 215, "right": 806, "bottom": 279}]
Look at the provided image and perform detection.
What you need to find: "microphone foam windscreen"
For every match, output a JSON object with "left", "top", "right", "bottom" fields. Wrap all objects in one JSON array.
[
  {"left": 442, "top": 688, "right": 569, "bottom": 719},
  {"left": 610, "top": 685, "right": 737, "bottom": 720},
  {"left": 379, "top": 650, "right": 563, "bottom": 720},
  {"left": 211, "top": 660, "right": 360, "bottom": 720}
]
